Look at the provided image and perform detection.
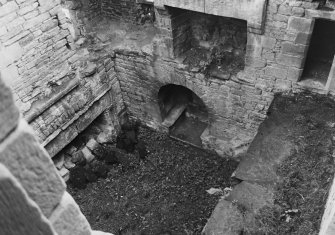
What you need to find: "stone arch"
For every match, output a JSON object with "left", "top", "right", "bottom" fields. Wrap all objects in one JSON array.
[{"left": 157, "top": 84, "right": 209, "bottom": 147}]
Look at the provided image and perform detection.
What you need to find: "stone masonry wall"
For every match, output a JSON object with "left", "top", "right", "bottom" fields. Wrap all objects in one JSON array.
[
  {"left": 0, "top": 0, "right": 125, "bottom": 158},
  {"left": 101, "top": 0, "right": 138, "bottom": 22},
  {"left": 114, "top": 49, "right": 270, "bottom": 157},
  {"left": 0, "top": 75, "right": 112, "bottom": 235},
  {"left": 115, "top": 0, "right": 335, "bottom": 157}
]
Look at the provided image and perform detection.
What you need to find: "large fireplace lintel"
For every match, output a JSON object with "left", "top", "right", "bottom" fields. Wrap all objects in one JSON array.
[{"left": 155, "top": 0, "right": 267, "bottom": 34}]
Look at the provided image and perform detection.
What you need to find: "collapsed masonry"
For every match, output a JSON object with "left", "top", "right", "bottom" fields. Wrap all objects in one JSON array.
[{"left": 2, "top": 0, "right": 335, "bottom": 234}]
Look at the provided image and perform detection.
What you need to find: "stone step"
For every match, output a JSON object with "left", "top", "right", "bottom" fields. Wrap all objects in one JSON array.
[
  {"left": 162, "top": 103, "right": 187, "bottom": 127},
  {"left": 202, "top": 199, "right": 244, "bottom": 235},
  {"left": 226, "top": 181, "right": 274, "bottom": 214}
]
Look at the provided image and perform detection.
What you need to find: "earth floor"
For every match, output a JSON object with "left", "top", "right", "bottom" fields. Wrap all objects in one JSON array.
[
  {"left": 238, "top": 92, "right": 335, "bottom": 234},
  {"left": 68, "top": 127, "right": 238, "bottom": 235}
]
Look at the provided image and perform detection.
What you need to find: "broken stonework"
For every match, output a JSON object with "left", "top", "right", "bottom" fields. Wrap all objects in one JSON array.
[
  {"left": 0, "top": 119, "right": 66, "bottom": 218},
  {"left": 0, "top": 164, "right": 56, "bottom": 235},
  {"left": 49, "top": 192, "right": 91, "bottom": 235}
]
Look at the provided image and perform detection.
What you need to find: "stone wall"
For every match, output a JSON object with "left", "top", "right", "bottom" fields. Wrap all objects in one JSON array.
[
  {"left": 114, "top": 50, "right": 269, "bottom": 157},
  {"left": 0, "top": 75, "right": 112, "bottom": 235},
  {"left": 101, "top": 0, "right": 138, "bottom": 22},
  {"left": 0, "top": 0, "right": 125, "bottom": 158},
  {"left": 115, "top": 0, "right": 335, "bottom": 157}
]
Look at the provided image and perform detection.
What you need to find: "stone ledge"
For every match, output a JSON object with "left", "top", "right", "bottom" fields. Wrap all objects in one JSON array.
[
  {"left": 45, "top": 88, "right": 115, "bottom": 158},
  {"left": 42, "top": 86, "right": 112, "bottom": 147},
  {"left": 0, "top": 163, "right": 56, "bottom": 235},
  {"left": 305, "top": 9, "right": 335, "bottom": 21},
  {"left": 0, "top": 119, "right": 66, "bottom": 217},
  {"left": 25, "top": 73, "right": 80, "bottom": 122}
]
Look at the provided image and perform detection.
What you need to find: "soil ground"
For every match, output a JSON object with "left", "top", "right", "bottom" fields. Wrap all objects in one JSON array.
[
  {"left": 248, "top": 92, "right": 335, "bottom": 234},
  {"left": 68, "top": 127, "right": 238, "bottom": 235}
]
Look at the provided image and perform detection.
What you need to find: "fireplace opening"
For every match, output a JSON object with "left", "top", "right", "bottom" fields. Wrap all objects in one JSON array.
[
  {"left": 300, "top": 18, "right": 335, "bottom": 87},
  {"left": 158, "top": 84, "right": 209, "bottom": 147},
  {"left": 168, "top": 7, "right": 247, "bottom": 79}
]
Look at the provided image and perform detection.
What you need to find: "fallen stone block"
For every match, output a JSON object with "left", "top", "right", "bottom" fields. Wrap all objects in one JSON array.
[
  {"left": 86, "top": 138, "right": 100, "bottom": 151},
  {"left": 82, "top": 146, "right": 95, "bottom": 162}
]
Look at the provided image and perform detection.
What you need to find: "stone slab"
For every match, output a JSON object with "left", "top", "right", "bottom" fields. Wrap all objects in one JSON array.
[
  {"left": 0, "top": 163, "right": 56, "bottom": 235},
  {"left": 234, "top": 117, "right": 294, "bottom": 183},
  {"left": 226, "top": 181, "right": 274, "bottom": 213},
  {"left": 202, "top": 199, "right": 243, "bottom": 235},
  {"left": 49, "top": 192, "right": 91, "bottom": 235},
  {"left": 0, "top": 119, "right": 66, "bottom": 217}
]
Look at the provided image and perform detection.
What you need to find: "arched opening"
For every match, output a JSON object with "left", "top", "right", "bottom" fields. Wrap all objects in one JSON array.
[{"left": 158, "top": 84, "right": 209, "bottom": 147}]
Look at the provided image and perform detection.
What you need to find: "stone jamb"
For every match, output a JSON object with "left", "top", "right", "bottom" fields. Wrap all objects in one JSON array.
[{"left": 304, "top": 10, "right": 335, "bottom": 92}]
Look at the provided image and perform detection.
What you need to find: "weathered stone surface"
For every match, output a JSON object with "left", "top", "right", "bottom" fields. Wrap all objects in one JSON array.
[
  {"left": 0, "top": 64, "right": 20, "bottom": 87},
  {"left": 53, "top": 154, "right": 65, "bottom": 170},
  {"left": 0, "top": 1, "right": 19, "bottom": 18},
  {"left": 92, "top": 231, "right": 114, "bottom": 235},
  {"left": 288, "top": 16, "right": 313, "bottom": 33},
  {"left": 320, "top": 166, "right": 335, "bottom": 235},
  {"left": 0, "top": 43, "right": 23, "bottom": 69},
  {"left": 202, "top": 199, "right": 244, "bottom": 235},
  {"left": 226, "top": 181, "right": 274, "bottom": 213},
  {"left": 281, "top": 41, "right": 307, "bottom": 55},
  {"left": 276, "top": 53, "right": 304, "bottom": 68},
  {"left": 0, "top": 164, "right": 56, "bottom": 235},
  {"left": 0, "top": 77, "right": 19, "bottom": 143},
  {"left": 0, "top": 119, "right": 66, "bottom": 217},
  {"left": 82, "top": 146, "right": 95, "bottom": 162},
  {"left": 206, "top": 0, "right": 267, "bottom": 32},
  {"left": 49, "top": 192, "right": 91, "bottom": 235},
  {"left": 86, "top": 138, "right": 99, "bottom": 151}
]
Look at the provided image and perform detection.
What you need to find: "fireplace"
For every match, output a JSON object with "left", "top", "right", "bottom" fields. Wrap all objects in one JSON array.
[{"left": 168, "top": 7, "right": 247, "bottom": 79}]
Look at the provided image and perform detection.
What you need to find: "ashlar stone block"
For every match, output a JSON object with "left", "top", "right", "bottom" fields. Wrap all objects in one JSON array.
[
  {"left": 0, "top": 119, "right": 66, "bottom": 218},
  {"left": 49, "top": 192, "right": 91, "bottom": 235},
  {"left": 0, "top": 77, "right": 19, "bottom": 143},
  {"left": 288, "top": 16, "right": 313, "bottom": 33},
  {"left": 0, "top": 163, "right": 56, "bottom": 235}
]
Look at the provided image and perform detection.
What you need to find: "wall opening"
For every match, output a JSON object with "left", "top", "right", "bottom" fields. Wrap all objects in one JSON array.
[
  {"left": 158, "top": 84, "right": 208, "bottom": 147},
  {"left": 300, "top": 18, "right": 335, "bottom": 86},
  {"left": 168, "top": 7, "right": 247, "bottom": 80}
]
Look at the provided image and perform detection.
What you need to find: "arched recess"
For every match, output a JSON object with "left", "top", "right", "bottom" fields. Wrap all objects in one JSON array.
[{"left": 158, "top": 84, "right": 209, "bottom": 147}]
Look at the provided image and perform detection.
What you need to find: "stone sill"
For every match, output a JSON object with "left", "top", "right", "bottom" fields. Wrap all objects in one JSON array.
[
  {"left": 296, "top": 80, "right": 328, "bottom": 94},
  {"left": 306, "top": 9, "right": 335, "bottom": 20}
]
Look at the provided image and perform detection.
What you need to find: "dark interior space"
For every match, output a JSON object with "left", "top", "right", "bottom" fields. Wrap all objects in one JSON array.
[
  {"left": 301, "top": 18, "right": 335, "bottom": 86},
  {"left": 158, "top": 84, "right": 208, "bottom": 147},
  {"left": 167, "top": 6, "right": 247, "bottom": 79}
]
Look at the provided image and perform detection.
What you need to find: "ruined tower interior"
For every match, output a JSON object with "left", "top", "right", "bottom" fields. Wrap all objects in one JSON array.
[{"left": 1, "top": 0, "right": 335, "bottom": 234}]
